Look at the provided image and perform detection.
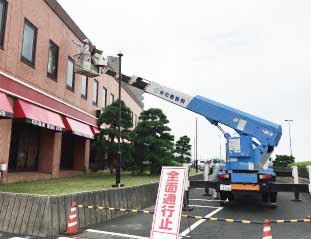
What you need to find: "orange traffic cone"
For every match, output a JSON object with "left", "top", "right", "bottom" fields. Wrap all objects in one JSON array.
[
  {"left": 64, "top": 201, "right": 78, "bottom": 235},
  {"left": 262, "top": 219, "right": 272, "bottom": 239}
]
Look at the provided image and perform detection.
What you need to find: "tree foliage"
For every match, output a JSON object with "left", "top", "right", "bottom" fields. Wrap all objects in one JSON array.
[
  {"left": 92, "top": 100, "right": 133, "bottom": 174},
  {"left": 175, "top": 135, "right": 191, "bottom": 163},
  {"left": 273, "top": 154, "right": 295, "bottom": 167},
  {"left": 132, "top": 108, "right": 175, "bottom": 175}
]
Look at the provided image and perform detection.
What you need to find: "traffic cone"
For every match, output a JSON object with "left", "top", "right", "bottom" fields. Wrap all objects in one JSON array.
[
  {"left": 262, "top": 219, "right": 272, "bottom": 239},
  {"left": 64, "top": 201, "right": 78, "bottom": 235}
]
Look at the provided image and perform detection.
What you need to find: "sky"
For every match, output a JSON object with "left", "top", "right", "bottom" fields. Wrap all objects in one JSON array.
[{"left": 58, "top": 0, "right": 311, "bottom": 162}]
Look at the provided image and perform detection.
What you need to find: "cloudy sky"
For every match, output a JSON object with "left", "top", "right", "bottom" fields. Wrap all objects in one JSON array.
[{"left": 59, "top": 0, "right": 311, "bottom": 162}]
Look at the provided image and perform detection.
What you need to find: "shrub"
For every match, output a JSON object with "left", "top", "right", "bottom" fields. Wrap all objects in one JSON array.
[
  {"left": 164, "top": 160, "right": 182, "bottom": 167},
  {"left": 288, "top": 161, "right": 311, "bottom": 167}
]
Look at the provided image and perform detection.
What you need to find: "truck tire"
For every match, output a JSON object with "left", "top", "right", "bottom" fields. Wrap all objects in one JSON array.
[
  {"left": 228, "top": 192, "right": 234, "bottom": 201},
  {"left": 220, "top": 191, "right": 228, "bottom": 201},
  {"left": 219, "top": 191, "right": 233, "bottom": 206},
  {"left": 262, "top": 192, "right": 269, "bottom": 203},
  {"left": 269, "top": 192, "right": 277, "bottom": 203}
]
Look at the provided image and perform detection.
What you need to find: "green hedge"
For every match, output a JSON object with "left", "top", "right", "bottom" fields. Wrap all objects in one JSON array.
[
  {"left": 288, "top": 161, "right": 311, "bottom": 179},
  {"left": 288, "top": 161, "right": 311, "bottom": 167},
  {"left": 298, "top": 167, "right": 309, "bottom": 179}
]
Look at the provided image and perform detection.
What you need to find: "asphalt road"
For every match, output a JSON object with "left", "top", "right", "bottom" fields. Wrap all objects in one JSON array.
[
  {"left": 1, "top": 188, "right": 310, "bottom": 239},
  {"left": 74, "top": 188, "right": 311, "bottom": 239}
]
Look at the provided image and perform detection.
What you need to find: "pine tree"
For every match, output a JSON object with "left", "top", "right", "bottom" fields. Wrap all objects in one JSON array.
[
  {"left": 92, "top": 100, "right": 133, "bottom": 174},
  {"left": 175, "top": 135, "right": 192, "bottom": 163},
  {"left": 273, "top": 155, "right": 295, "bottom": 167},
  {"left": 133, "top": 108, "right": 174, "bottom": 175}
]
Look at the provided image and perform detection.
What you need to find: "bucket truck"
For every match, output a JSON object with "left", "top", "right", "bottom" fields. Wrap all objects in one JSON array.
[{"left": 122, "top": 76, "right": 282, "bottom": 204}]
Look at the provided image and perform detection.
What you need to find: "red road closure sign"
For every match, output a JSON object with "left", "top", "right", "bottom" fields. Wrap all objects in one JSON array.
[{"left": 150, "top": 167, "right": 187, "bottom": 239}]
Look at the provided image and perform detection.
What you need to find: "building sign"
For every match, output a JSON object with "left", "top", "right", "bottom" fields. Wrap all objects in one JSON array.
[
  {"left": 0, "top": 110, "right": 5, "bottom": 117},
  {"left": 29, "top": 119, "right": 63, "bottom": 131},
  {"left": 145, "top": 82, "right": 192, "bottom": 108},
  {"left": 150, "top": 167, "right": 187, "bottom": 239},
  {"left": 0, "top": 109, "right": 12, "bottom": 118}
]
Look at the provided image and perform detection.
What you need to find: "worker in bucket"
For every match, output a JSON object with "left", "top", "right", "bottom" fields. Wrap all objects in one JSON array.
[{"left": 80, "top": 39, "right": 91, "bottom": 69}]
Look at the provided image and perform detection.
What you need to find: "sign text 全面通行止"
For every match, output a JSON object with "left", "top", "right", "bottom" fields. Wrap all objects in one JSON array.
[{"left": 150, "top": 167, "right": 187, "bottom": 239}]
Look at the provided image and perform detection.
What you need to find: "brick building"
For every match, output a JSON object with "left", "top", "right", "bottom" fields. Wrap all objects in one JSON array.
[{"left": 0, "top": 0, "right": 143, "bottom": 183}]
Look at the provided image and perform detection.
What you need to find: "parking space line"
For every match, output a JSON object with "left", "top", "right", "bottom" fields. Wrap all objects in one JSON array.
[
  {"left": 86, "top": 229, "right": 149, "bottom": 239},
  {"left": 179, "top": 207, "right": 223, "bottom": 237},
  {"left": 189, "top": 204, "right": 221, "bottom": 209},
  {"left": 190, "top": 198, "right": 223, "bottom": 202}
]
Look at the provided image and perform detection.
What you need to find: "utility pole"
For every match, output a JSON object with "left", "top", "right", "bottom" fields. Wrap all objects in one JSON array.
[
  {"left": 285, "top": 119, "right": 293, "bottom": 157},
  {"left": 193, "top": 136, "right": 196, "bottom": 167},
  {"left": 196, "top": 118, "right": 198, "bottom": 172},
  {"left": 217, "top": 135, "right": 222, "bottom": 159},
  {"left": 113, "top": 52, "right": 124, "bottom": 188}
]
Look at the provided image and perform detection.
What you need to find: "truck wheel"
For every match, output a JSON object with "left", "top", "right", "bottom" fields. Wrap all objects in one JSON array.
[
  {"left": 219, "top": 191, "right": 227, "bottom": 201},
  {"left": 228, "top": 192, "right": 234, "bottom": 201},
  {"left": 262, "top": 192, "right": 269, "bottom": 203},
  {"left": 269, "top": 192, "right": 277, "bottom": 203}
]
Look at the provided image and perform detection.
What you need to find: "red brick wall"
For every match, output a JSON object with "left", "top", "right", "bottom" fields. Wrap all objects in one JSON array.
[{"left": 0, "top": 0, "right": 142, "bottom": 122}]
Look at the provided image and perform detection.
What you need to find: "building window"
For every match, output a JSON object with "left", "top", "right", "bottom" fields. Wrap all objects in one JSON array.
[
  {"left": 92, "top": 79, "right": 98, "bottom": 105},
  {"left": 66, "top": 57, "right": 75, "bottom": 91},
  {"left": 110, "top": 93, "right": 114, "bottom": 105},
  {"left": 47, "top": 40, "right": 59, "bottom": 80},
  {"left": 0, "top": 0, "right": 8, "bottom": 49},
  {"left": 102, "top": 87, "right": 107, "bottom": 110},
  {"left": 81, "top": 76, "right": 88, "bottom": 99},
  {"left": 8, "top": 123, "right": 40, "bottom": 172},
  {"left": 21, "top": 18, "right": 37, "bottom": 67}
]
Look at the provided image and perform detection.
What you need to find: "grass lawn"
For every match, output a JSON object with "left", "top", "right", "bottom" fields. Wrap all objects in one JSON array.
[{"left": 0, "top": 169, "right": 201, "bottom": 195}]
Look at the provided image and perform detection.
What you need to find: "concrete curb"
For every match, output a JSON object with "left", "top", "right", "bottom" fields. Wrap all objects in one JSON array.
[{"left": 0, "top": 183, "right": 159, "bottom": 237}]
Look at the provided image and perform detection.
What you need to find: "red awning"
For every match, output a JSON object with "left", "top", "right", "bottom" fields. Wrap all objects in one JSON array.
[
  {"left": 0, "top": 92, "right": 13, "bottom": 118},
  {"left": 63, "top": 117, "right": 94, "bottom": 139},
  {"left": 14, "top": 99, "right": 65, "bottom": 131},
  {"left": 91, "top": 127, "right": 100, "bottom": 135}
]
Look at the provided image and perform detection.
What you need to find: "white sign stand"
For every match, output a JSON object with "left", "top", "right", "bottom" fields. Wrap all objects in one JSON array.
[
  {"left": 204, "top": 163, "right": 209, "bottom": 181},
  {"left": 150, "top": 167, "right": 187, "bottom": 239},
  {"left": 292, "top": 166, "right": 299, "bottom": 184}
]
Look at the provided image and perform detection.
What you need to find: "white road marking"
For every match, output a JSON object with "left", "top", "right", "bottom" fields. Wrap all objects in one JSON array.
[
  {"left": 190, "top": 198, "right": 223, "bottom": 202},
  {"left": 189, "top": 204, "right": 220, "bottom": 209},
  {"left": 83, "top": 199, "right": 223, "bottom": 239},
  {"left": 86, "top": 229, "right": 149, "bottom": 239},
  {"left": 6, "top": 237, "right": 34, "bottom": 239},
  {"left": 8, "top": 238, "right": 27, "bottom": 239},
  {"left": 179, "top": 207, "right": 223, "bottom": 237}
]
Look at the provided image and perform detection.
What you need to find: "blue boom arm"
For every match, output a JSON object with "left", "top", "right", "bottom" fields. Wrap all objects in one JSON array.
[{"left": 123, "top": 76, "right": 282, "bottom": 171}]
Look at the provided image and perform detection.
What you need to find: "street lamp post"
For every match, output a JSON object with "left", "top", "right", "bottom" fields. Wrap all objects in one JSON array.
[
  {"left": 195, "top": 118, "right": 198, "bottom": 172},
  {"left": 285, "top": 119, "right": 293, "bottom": 157},
  {"left": 113, "top": 52, "right": 124, "bottom": 188},
  {"left": 193, "top": 136, "right": 196, "bottom": 168}
]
